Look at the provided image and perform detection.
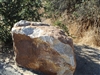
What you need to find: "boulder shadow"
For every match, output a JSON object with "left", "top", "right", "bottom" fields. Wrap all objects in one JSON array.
[{"left": 74, "top": 45, "right": 100, "bottom": 75}]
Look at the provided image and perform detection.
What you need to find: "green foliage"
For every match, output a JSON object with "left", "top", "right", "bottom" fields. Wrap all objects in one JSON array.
[
  {"left": 44, "top": 0, "right": 100, "bottom": 28},
  {"left": 44, "top": 0, "right": 100, "bottom": 20},
  {"left": 44, "top": 0, "right": 85, "bottom": 18},
  {"left": 72, "top": 0, "right": 100, "bottom": 26},
  {"left": 54, "top": 20, "right": 69, "bottom": 35},
  {"left": 0, "top": 0, "right": 42, "bottom": 46},
  {"left": 54, "top": 20, "right": 76, "bottom": 38},
  {"left": 45, "top": 0, "right": 74, "bottom": 12},
  {"left": 71, "top": 0, "right": 100, "bottom": 40}
]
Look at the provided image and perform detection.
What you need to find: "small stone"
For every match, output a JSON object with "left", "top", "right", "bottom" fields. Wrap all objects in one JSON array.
[
  {"left": 14, "top": 20, "right": 31, "bottom": 27},
  {"left": 5, "top": 58, "right": 9, "bottom": 63}
]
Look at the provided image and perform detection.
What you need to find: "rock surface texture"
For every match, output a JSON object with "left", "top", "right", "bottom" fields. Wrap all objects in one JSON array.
[{"left": 11, "top": 20, "right": 76, "bottom": 75}]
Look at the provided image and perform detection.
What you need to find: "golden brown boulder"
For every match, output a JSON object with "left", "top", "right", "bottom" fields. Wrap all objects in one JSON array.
[{"left": 11, "top": 20, "right": 76, "bottom": 75}]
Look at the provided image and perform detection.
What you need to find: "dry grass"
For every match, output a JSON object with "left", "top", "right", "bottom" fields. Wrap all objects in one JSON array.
[
  {"left": 42, "top": 13, "right": 100, "bottom": 47},
  {"left": 67, "top": 21, "right": 100, "bottom": 47}
]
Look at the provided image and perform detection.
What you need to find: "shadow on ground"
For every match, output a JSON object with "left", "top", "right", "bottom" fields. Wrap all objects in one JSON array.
[
  {"left": 0, "top": 45, "right": 100, "bottom": 75},
  {"left": 74, "top": 45, "right": 100, "bottom": 75}
]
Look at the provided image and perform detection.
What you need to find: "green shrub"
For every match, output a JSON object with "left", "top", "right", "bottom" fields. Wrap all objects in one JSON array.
[
  {"left": 0, "top": 0, "right": 42, "bottom": 46},
  {"left": 54, "top": 20, "right": 69, "bottom": 35},
  {"left": 43, "top": 0, "right": 85, "bottom": 18},
  {"left": 73, "top": 0, "right": 100, "bottom": 20}
]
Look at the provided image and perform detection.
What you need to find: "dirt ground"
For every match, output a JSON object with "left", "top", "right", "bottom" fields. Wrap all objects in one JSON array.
[
  {"left": 0, "top": 44, "right": 100, "bottom": 75},
  {"left": 74, "top": 45, "right": 100, "bottom": 75}
]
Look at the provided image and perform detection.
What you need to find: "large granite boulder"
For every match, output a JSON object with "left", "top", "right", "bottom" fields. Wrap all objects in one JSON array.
[{"left": 11, "top": 20, "right": 76, "bottom": 75}]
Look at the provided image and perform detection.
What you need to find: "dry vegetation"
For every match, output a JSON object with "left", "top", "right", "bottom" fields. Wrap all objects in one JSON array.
[{"left": 44, "top": 0, "right": 100, "bottom": 47}]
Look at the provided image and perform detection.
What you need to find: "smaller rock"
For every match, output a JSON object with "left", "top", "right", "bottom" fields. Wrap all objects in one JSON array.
[
  {"left": 31, "top": 22, "right": 49, "bottom": 26},
  {"left": 14, "top": 20, "right": 49, "bottom": 27},
  {"left": 0, "top": 63, "right": 21, "bottom": 75},
  {"left": 14, "top": 20, "right": 31, "bottom": 27},
  {"left": 5, "top": 58, "right": 9, "bottom": 63}
]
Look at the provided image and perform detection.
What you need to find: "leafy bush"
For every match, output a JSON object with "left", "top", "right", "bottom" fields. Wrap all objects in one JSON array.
[
  {"left": 73, "top": 0, "right": 100, "bottom": 19},
  {"left": 54, "top": 20, "right": 69, "bottom": 35},
  {"left": 0, "top": 0, "right": 42, "bottom": 46},
  {"left": 72, "top": 0, "right": 100, "bottom": 31},
  {"left": 44, "top": 0, "right": 85, "bottom": 17}
]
